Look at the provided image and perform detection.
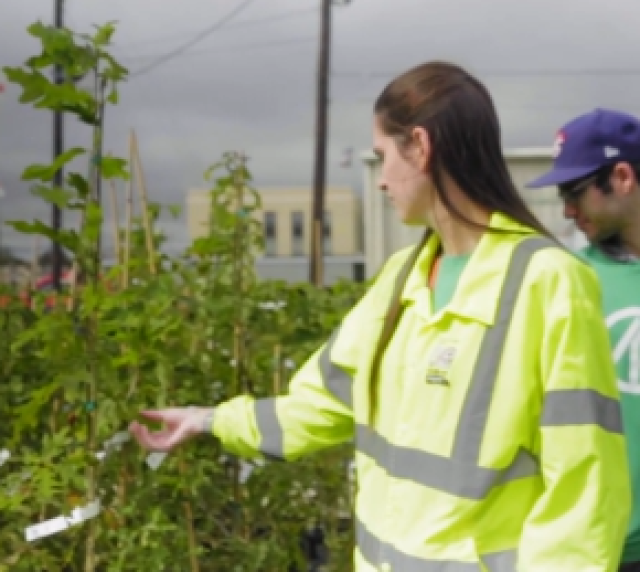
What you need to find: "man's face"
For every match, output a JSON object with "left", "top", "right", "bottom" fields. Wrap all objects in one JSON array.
[{"left": 559, "top": 163, "right": 637, "bottom": 244}]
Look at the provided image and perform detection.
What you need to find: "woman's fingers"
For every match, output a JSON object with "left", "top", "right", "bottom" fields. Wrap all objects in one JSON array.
[
  {"left": 128, "top": 418, "right": 191, "bottom": 452},
  {"left": 129, "top": 408, "right": 201, "bottom": 452}
]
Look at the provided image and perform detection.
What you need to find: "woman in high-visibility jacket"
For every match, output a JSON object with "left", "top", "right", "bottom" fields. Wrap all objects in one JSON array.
[{"left": 130, "top": 61, "right": 631, "bottom": 571}]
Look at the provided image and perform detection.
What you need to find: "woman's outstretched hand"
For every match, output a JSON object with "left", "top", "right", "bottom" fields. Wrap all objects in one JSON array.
[{"left": 128, "top": 407, "right": 213, "bottom": 452}]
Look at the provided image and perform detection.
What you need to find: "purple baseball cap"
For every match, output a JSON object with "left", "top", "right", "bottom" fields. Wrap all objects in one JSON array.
[{"left": 526, "top": 108, "right": 640, "bottom": 188}]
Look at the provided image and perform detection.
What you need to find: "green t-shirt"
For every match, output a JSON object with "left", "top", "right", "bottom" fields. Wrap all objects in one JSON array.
[
  {"left": 432, "top": 254, "right": 470, "bottom": 313},
  {"left": 580, "top": 245, "right": 640, "bottom": 563}
]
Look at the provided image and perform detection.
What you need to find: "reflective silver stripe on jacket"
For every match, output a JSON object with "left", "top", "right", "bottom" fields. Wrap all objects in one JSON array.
[
  {"left": 356, "top": 425, "right": 538, "bottom": 499},
  {"left": 541, "top": 388, "right": 622, "bottom": 432},
  {"left": 358, "top": 518, "right": 516, "bottom": 572},
  {"left": 317, "top": 329, "right": 353, "bottom": 408},
  {"left": 357, "top": 237, "right": 552, "bottom": 571},
  {"left": 254, "top": 398, "right": 283, "bottom": 458}
]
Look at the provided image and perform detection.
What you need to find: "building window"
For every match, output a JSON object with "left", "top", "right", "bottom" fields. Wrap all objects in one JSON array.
[
  {"left": 291, "top": 211, "right": 305, "bottom": 257},
  {"left": 323, "top": 211, "right": 332, "bottom": 256},
  {"left": 264, "top": 211, "right": 277, "bottom": 257}
]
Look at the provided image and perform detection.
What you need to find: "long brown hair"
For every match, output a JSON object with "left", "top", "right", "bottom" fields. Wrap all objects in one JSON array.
[{"left": 367, "top": 61, "right": 553, "bottom": 423}]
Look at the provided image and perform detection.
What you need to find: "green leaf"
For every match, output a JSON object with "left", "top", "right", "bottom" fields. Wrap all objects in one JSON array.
[
  {"left": 30, "top": 185, "right": 75, "bottom": 208},
  {"left": 3, "top": 67, "right": 51, "bottom": 104},
  {"left": 26, "top": 21, "right": 49, "bottom": 41},
  {"left": 7, "top": 219, "right": 57, "bottom": 238},
  {"left": 101, "top": 156, "right": 130, "bottom": 180},
  {"left": 94, "top": 22, "right": 117, "bottom": 47},
  {"left": 22, "top": 147, "right": 86, "bottom": 182},
  {"left": 100, "top": 53, "right": 129, "bottom": 81},
  {"left": 107, "top": 87, "right": 119, "bottom": 104},
  {"left": 67, "top": 172, "right": 90, "bottom": 197},
  {"left": 82, "top": 201, "right": 103, "bottom": 243},
  {"left": 10, "top": 380, "right": 63, "bottom": 442},
  {"left": 62, "top": 103, "right": 98, "bottom": 125},
  {"left": 26, "top": 52, "right": 54, "bottom": 69},
  {"left": 168, "top": 205, "right": 182, "bottom": 219},
  {"left": 6, "top": 220, "right": 79, "bottom": 252}
]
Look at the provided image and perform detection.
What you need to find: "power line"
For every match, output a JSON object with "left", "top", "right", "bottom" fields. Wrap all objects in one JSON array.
[
  {"left": 123, "top": 36, "right": 316, "bottom": 65},
  {"left": 332, "top": 68, "right": 640, "bottom": 79},
  {"left": 113, "top": 6, "right": 317, "bottom": 51},
  {"left": 130, "top": 0, "right": 257, "bottom": 78}
]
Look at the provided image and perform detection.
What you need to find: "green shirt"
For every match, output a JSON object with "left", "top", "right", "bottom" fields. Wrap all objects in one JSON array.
[
  {"left": 580, "top": 245, "right": 640, "bottom": 563},
  {"left": 432, "top": 253, "right": 471, "bottom": 312}
]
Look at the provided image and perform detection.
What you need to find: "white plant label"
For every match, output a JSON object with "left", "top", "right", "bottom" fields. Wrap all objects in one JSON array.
[
  {"left": 25, "top": 500, "right": 101, "bottom": 542},
  {"left": 146, "top": 451, "right": 168, "bottom": 471}
]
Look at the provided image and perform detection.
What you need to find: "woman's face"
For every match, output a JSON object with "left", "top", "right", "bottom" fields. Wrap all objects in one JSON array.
[{"left": 373, "top": 116, "right": 436, "bottom": 225}]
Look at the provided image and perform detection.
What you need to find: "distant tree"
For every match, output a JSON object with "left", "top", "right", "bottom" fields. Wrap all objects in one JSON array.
[
  {"left": 37, "top": 247, "right": 72, "bottom": 268},
  {"left": 0, "top": 246, "right": 18, "bottom": 265}
]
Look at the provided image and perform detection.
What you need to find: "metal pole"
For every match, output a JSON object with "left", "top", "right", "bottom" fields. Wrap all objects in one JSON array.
[
  {"left": 309, "top": 0, "right": 331, "bottom": 286},
  {"left": 52, "top": 0, "right": 65, "bottom": 290},
  {"left": 0, "top": 187, "right": 4, "bottom": 258}
]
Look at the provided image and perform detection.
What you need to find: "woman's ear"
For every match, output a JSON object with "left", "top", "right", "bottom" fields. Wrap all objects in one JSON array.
[{"left": 409, "top": 126, "right": 431, "bottom": 172}]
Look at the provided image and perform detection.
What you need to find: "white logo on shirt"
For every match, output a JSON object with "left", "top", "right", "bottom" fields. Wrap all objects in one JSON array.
[
  {"left": 426, "top": 341, "right": 457, "bottom": 385},
  {"left": 607, "top": 307, "right": 640, "bottom": 394}
]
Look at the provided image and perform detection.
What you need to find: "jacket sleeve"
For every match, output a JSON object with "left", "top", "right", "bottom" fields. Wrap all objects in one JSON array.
[
  {"left": 519, "top": 257, "right": 632, "bottom": 571},
  {"left": 211, "top": 250, "right": 410, "bottom": 461},
  {"left": 211, "top": 329, "right": 355, "bottom": 461}
]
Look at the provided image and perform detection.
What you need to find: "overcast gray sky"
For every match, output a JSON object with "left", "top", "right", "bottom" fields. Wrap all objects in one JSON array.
[{"left": 2, "top": 0, "right": 640, "bottom": 259}]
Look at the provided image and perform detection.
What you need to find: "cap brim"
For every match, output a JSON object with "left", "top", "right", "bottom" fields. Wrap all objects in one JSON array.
[{"left": 525, "top": 166, "right": 599, "bottom": 189}]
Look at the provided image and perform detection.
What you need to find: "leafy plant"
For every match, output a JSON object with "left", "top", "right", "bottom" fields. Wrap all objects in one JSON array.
[{"left": 0, "top": 20, "right": 365, "bottom": 572}]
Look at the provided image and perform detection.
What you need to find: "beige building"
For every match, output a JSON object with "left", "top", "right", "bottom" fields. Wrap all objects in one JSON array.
[
  {"left": 361, "top": 147, "right": 587, "bottom": 278},
  {"left": 0, "top": 263, "right": 32, "bottom": 286},
  {"left": 187, "top": 186, "right": 365, "bottom": 284}
]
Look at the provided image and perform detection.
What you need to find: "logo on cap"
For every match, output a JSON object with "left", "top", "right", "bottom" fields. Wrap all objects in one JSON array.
[
  {"left": 552, "top": 131, "right": 565, "bottom": 158},
  {"left": 604, "top": 146, "right": 620, "bottom": 159}
]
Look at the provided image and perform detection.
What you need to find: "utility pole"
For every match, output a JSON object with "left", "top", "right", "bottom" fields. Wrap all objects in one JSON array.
[
  {"left": 52, "top": 0, "right": 65, "bottom": 290},
  {"left": 308, "top": 0, "right": 333, "bottom": 286},
  {"left": 309, "top": 0, "right": 351, "bottom": 286}
]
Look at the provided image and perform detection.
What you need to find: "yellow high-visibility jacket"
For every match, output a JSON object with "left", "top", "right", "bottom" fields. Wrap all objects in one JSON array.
[{"left": 212, "top": 213, "right": 631, "bottom": 572}]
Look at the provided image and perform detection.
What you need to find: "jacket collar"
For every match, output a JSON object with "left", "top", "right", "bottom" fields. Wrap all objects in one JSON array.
[{"left": 401, "top": 213, "right": 538, "bottom": 326}]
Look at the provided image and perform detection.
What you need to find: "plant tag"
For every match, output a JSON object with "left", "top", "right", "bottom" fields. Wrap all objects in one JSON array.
[
  {"left": 146, "top": 451, "right": 167, "bottom": 471},
  {"left": 25, "top": 500, "right": 101, "bottom": 542},
  {"left": 104, "top": 431, "right": 130, "bottom": 449},
  {"left": 239, "top": 459, "right": 265, "bottom": 483},
  {"left": 96, "top": 431, "right": 130, "bottom": 460},
  {"left": 239, "top": 461, "right": 253, "bottom": 483}
]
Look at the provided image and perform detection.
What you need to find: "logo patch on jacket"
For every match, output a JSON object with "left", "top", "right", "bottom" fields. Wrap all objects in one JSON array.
[{"left": 426, "top": 341, "right": 457, "bottom": 385}]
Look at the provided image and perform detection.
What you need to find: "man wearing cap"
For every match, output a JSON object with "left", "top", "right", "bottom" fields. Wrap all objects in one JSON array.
[{"left": 528, "top": 108, "right": 640, "bottom": 571}]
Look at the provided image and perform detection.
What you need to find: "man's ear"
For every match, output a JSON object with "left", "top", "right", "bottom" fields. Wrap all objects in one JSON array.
[{"left": 612, "top": 162, "right": 638, "bottom": 195}]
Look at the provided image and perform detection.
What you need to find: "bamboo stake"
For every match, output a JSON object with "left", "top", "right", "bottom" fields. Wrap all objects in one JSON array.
[
  {"left": 28, "top": 234, "right": 39, "bottom": 310},
  {"left": 122, "top": 151, "right": 134, "bottom": 289},
  {"left": 31, "top": 234, "right": 39, "bottom": 289},
  {"left": 179, "top": 454, "right": 200, "bottom": 572},
  {"left": 109, "top": 179, "right": 122, "bottom": 265},
  {"left": 273, "top": 344, "right": 282, "bottom": 394},
  {"left": 130, "top": 130, "right": 156, "bottom": 275},
  {"left": 84, "top": 76, "right": 109, "bottom": 572},
  {"left": 66, "top": 260, "right": 78, "bottom": 312},
  {"left": 123, "top": 137, "right": 137, "bottom": 398},
  {"left": 108, "top": 176, "right": 132, "bottom": 513},
  {"left": 232, "top": 324, "right": 243, "bottom": 506}
]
